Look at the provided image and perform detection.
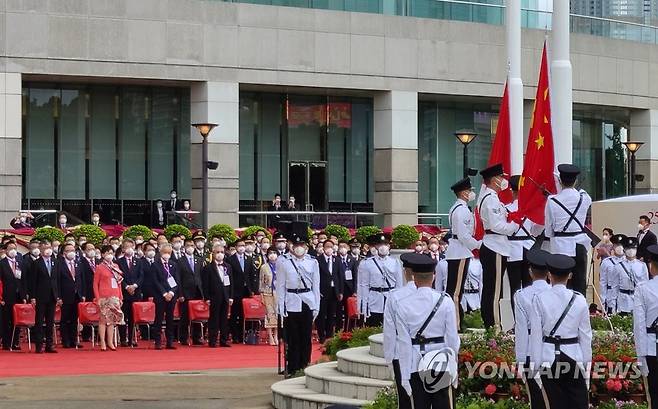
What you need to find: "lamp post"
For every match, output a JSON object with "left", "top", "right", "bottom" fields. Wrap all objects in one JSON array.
[
  {"left": 622, "top": 141, "right": 644, "bottom": 195},
  {"left": 455, "top": 129, "right": 478, "bottom": 178},
  {"left": 192, "top": 122, "right": 218, "bottom": 231}
]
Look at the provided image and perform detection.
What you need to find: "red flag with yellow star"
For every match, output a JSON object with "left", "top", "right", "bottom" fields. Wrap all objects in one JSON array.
[{"left": 518, "top": 42, "right": 556, "bottom": 225}]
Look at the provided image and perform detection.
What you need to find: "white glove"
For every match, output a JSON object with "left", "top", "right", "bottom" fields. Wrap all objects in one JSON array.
[
  {"left": 312, "top": 310, "right": 319, "bottom": 321},
  {"left": 402, "top": 381, "right": 412, "bottom": 398},
  {"left": 639, "top": 356, "right": 649, "bottom": 377}
]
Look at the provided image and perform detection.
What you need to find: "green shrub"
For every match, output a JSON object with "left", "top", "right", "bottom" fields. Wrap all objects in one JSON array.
[
  {"left": 324, "top": 224, "right": 351, "bottom": 242},
  {"left": 590, "top": 314, "right": 633, "bottom": 333},
  {"left": 163, "top": 224, "right": 192, "bottom": 240},
  {"left": 363, "top": 386, "right": 397, "bottom": 409},
  {"left": 462, "top": 310, "right": 484, "bottom": 329},
  {"left": 33, "top": 227, "right": 65, "bottom": 244},
  {"left": 123, "top": 225, "right": 155, "bottom": 241},
  {"left": 391, "top": 224, "right": 419, "bottom": 249},
  {"left": 73, "top": 224, "right": 107, "bottom": 247},
  {"left": 241, "top": 225, "right": 272, "bottom": 241},
  {"left": 208, "top": 224, "right": 238, "bottom": 244},
  {"left": 323, "top": 326, "right": 381, "bottom": 360},
  {"left": 356, "top": 225, "right": 382, "bottom": 244}
]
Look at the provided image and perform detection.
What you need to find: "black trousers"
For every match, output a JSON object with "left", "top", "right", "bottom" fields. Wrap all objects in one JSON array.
[
  {"left": 153, "top": 298, "right": 176, "bottom": 347},
  {"left": 285, "top": 303, "right": 313, "bottom": 374},
  {"left": 317, "top": 293, "right": 338, "bottom": 342},
  {"left": 480, "top": 245, "right": 506, "bottom": 329},
  {"left": 336, "top": 284, "right": 355, "bottom": 331},
  {"left": 207, "top": 298, "right": 229, "bottom": 346},
  {"left": 366, "top": 312, "right": 383, "bottom": 328},
  {"left": 60, "top": 303, "right": 79, "bottom": 347},
  {"left": 569, "top": 244, "right": 588, "bottom": 295},
  {"left": 506, "top": 255, "right": 528, "bottom": 315},
  {"left": 540, "top": 356, "right": 588, "bottom": 409},
  {"left": 646, "top": 356, "right": 658, "bottom": 409},
  {"left": 409, "top": 372, "right": 454, "bottom": 409},
  {"left": 118, "top": 300, "right": 135, "bottom": 344},
  {"left": 392, "top": 359, "right": 412, "bottom": 409},
  {"left": 2, "top": 303, "right": 20, "bottom": 348},
  {"left": 522, "top": 361, "right": 545, "bottom": 409},
  {"left": 446, "top": 258, "right": 470, "bottom": 329},
  {"left": 179, "top": 299, "right": 203, "bottom": 344},
  {"left": 35, "top": 300, "right": 56, "bottom": 350},
  {"left": 230, "top": 295, "right": 245, "bottom": 343}
]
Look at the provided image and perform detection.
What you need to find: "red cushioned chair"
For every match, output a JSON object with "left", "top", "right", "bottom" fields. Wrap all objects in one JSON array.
[
  {"left": 11, "top": 303, "right": 35, "bottom": 351},
  {"left": 78, "top": 301, "right": 101, "bottom": 348},
  {"left": 132, "top": 300, "right": 156, "bottom": 347},
  {"left": 242, "top": 296, "right": 267, "bottom": 344},
  {"left": 53, "top": 304, "right": 62, "bottom": 346},
  {"left": 345, "top": 296, "right": 360, "bottom": 331},
  {"left": 187, "top": 299, "right": 209, "bottom": 345}
]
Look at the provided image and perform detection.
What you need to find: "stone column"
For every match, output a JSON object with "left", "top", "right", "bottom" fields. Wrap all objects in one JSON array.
[
  {"left": 190, "top": 82, "right": 240, "bottom": 228},
  {"left": 373, "top": 90, "right": 418, "bottom": 227},
  {"left": 0, "top": 72, "right": 22, "bottom": 225},
  {"left": 630, "top": 109, "right": 658, "bottom": 194}
]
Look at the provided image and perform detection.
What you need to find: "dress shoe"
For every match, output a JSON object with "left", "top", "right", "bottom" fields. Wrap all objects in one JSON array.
[
  {"left": 12, "top": 345, "right": 21, "bottom": 351},
  {"left": 62, "top": 345, "right": 73, "bottom": 349},
  {"left": 130, "top": 341, "right": 138, "bottom": 348},
  {"left": 120, "top": 341, "right": 129, "bottom": 347},
  {"left": 154, "top": 344, "right": 162, "bottom": 350},
  {"left": 74, "top": 344, "right": 84, "bottom": 349},
  {"left": 165, "top": 345, "right": 177, "bottom": 350},
  {"left": 35, "top": 348, "right": 44, "bottom": 354},
  {"left": 219, "top": 342, "right": 231, "bottom": 348},
  {"left": 2, "top": 346, "right": 10, "bottom": 351},
  {"left": 208, "top": 344, "right": 217, "bottom": 348},
  {"left": 192, "top": 340, "right": 204, "bottom": 346},
  {"left": 45, "top": 348, "right": 58, "bottom": 353}
]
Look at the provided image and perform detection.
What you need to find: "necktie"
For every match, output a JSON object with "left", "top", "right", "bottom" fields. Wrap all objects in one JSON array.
[
  {"left": 90, "top": 258, "right": 96, "bottom": 271},
  {"left": 10, "top": 259, "right": 15, "bottom": 273},
  {"left": 69, "top": 261, "right": 75, "bottom": 280},
  {"left": 188, "top": 256, "right": 194, "bottom": 270},
  {"left": 164, "top": 262, "right": 170, "bottom": 278},
  {"left": 239, "top": 255, "right": 244, "bottom": 271},
  {"left": 46, "top": 258, "right": 51, "bottom": 275}
]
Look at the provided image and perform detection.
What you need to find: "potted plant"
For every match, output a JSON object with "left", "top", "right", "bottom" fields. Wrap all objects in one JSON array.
[
  {"left": 391, "top": 224, "right": 420, "bottom": 249},
  {"left": 208, "top": 223, "right": 238, "bottom": 244},
  {"left": 72, "top": 224, "right": 107, "bottom": 247},
  {"left": 123, "top": 224, "right": 155, "bottom": 241},
  {"left": 241, "top": 225, "right": 272, "bottom": 240},
  {"left": 356, "top": 225, "right": 382, "bottom": 243},
  {"left": 33, "top": 226, "right": 65, "bottom": 244},
  {"left": 324, "top": 224, "right": 351, "bottom": 242},
  {"left": 163, "top": 224, "right": 192, "bottom": 240}
]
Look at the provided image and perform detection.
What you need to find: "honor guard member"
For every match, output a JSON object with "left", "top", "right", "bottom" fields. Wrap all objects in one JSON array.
[
  {"left": 477, "top": 163, "right": 521, "bottom": 329},
  {"left": 530, "top": 254, "right": 592, "bottom": 409},
  {"left": 633, "top": 244, "right": 658, "bottom": 409},
  {"left": 193, "top": 232, "right": 209, "bottom": 262},
  {"left": 384, "top": 253, "right": 418, "bottom": 409},
  {"left": 506, "top": 175, "right": 542, "bottom": 299},
  {"left": 433, "top": 257, "right": 448, "bottom": 293},
  {"left": 513, "top": 249, "right": 551, "bottom": 409},
  {"left": 544, "top": 164, "right": 592, "bottom": 295},
  {"left": 348, "top": 238, "right": 362, "bottom": 262},
  {"left": 599, "top": 234, "right": 626, "bottom": 313},
  {"left": 276, "top": 235, "right": 320, "bottom": 375},
  {"left": 460, "top": 256, "right": 482, "bottom": 313},
  {"left": 357, "top": 234, "right": 403, "bottom": 327},
  {"left": 395, "top": 254, "right": 460, "bottom": 409},
  {"left": 273, "top": 232, "right": 289, "bottom": 257},
  {"left": 445, "top": 177, "right": 481, "bottom": 328},
  {"left": 614, "top": 236, "right": 649, "bottom": 315}
]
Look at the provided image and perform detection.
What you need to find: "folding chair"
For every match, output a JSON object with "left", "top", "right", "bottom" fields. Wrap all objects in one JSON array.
[
  {"left": 187, "top": 299, "right": 209, "bottom": 344},
  {"left": 11, "top": 303, "right": 35, "bottom": 351},
  {"left": 345, "top": 296, "right": 360, "bottom": 331},
  {"left": 132, "top": 300, "right": 156, "bottom": 347},
  {"left": 53, "top": 304, "right": 62, "bottom": 346},
  {"left": 77, "top": 302, "right": 101, "bottom": 348},
  {"left": 242, "top": 296, "right": 267, "bottom": 344}
]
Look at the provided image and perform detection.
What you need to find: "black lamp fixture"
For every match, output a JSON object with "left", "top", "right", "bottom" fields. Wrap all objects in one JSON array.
[
  {"left": 622, "top": 141, "right": 644, "bottom": 195},
  {"left": 192, "top": 122, "right": 219, "bottom": 231},
  {"left": 455, "top": 129, "right": 478, "bottom": 178}
]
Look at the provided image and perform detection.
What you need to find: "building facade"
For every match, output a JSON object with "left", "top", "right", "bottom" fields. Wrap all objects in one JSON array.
[{"left": 2, "top": 0, "right": 658, "bottom": 228}]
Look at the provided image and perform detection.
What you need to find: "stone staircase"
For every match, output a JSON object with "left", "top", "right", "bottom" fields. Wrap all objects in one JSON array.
[{"left": 272, "top": 333, "right": 392, "bottom": 409}]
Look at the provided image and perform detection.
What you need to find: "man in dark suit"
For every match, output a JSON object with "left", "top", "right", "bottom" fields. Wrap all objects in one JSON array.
[
  {"left": 117, "top": 239, "right": 143, "bottom": 347},
  {"left": 316, "top": 240, "right": 344, "bottom": 343},
  {"left": 29, "top": 241, "right": 60, "bottom": 353},
  {"left": 153, "top": 200, "right": 166, "bottom": 228},
  {"left": 138, "top": 242, "right": 158, "bottom": 341},
  {"left": 1, "top": 242, "right": 27, "bottom": 350},
  {"left": 202, "top": 244, "right": 234, "bottom": 347},
  {"left": 637, "top": 215, "right": 657, "bottom": 265},
  {"left": 177, "top": 238, "right": 205, "bottom": 345},
  {"left": 151, "top": 244, "right": 180, "bottom": 349},
  {"left": 267, "top": 193, "right": 286, "bottom": 228},
  {"left": 167, "top": 189, "right": 182, "bottom": 212},
  {"left": 57, "top": 243, "right": 85, "bottom": 348},
  {"left": 78, "top": 242, "right": 97, "bottom": 342},
  {"left": 227, "top": 238, "right": 255, "bottom": 343},
  {"left": 335, "top": 240, "right": 359, "bottom": 331}
]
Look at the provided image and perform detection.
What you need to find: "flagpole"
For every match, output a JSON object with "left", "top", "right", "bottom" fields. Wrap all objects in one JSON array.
[
  {"left": 551, "top": 0, "right": 573, "bottom": 164},
  {"left": 507, "top": 0, "right": 523, "bottom": 175}
]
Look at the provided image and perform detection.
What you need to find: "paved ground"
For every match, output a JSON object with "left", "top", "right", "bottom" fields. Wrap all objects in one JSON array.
[{"left": 0, "top": 368, "right": 279, "bottom": 409}]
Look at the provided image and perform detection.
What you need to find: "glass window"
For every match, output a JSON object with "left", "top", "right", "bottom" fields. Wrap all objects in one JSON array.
[
  {"left": 58, "top": 88, "right": 86, "bottom": 199},
  {"left": 287, "top": 95, "right": 325, "bottom": 161},
  {"left": 26, "top": 88, "right": 57, "bottom": 199},
  {"left": 148, "top": 89, "right": 176, "bottom": 200},
  {"left": 239, "top": 94, "right": 258, "bottom": 201},
  {"left": 119, "top": 88, "right": 147, "bottom": 200},
  {"left": 89, "top": 86, "right": 117, "bottom": 199},
  {"left": 177, "top": 92, "right": 191, "bottom": 200},
  {"left": 259, "top": 94, "right": 283, "bottom": 200}
]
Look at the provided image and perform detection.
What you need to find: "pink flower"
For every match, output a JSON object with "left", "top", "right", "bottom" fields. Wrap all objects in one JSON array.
[{"left": 484, "top": 384, "right": 497, "bottom": 396}]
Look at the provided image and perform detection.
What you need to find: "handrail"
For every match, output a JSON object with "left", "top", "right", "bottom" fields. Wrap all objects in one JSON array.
[{"left": 238, "top": 210, "right": 380, "bottom": 216}]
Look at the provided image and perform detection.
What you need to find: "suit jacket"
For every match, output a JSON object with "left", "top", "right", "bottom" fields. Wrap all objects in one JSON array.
[
  {"left": 638, "top": 229, "right": 658, "bottom": 261},
  {"left": 139, "top": 258, "right": 157, "bottom": 299},
  {"left": 317, "top": 254, "right": 344, "bottom": 299},
  {"left": 57, "top": 258, "right": 85, "bottom": 305},
  {"left": 0, "top": 257, "right": 27, "bottom": 305},
  {"left": 117, "top": 256, "right": 144, "bottom": 302},
  {"left": 152, "top": 259, "right": 180, "bottom": 300},
  {"left": 177, "top": 254, "right": 204, "bottom": 299},
  {"left": 227, "top": 253, "right": 256, "bottom": 298},
  {"left": 337, "top": 255, "right": 359, "bottom": 295},
  {"left": 29, "top": 256, "right": 59, "bottom": 303},
  {"left": 202, "top": 262, "right": 233, "bottom": 303},
  {"left": 152, "top": 206, "right": 167, "bottom": 228},
  {"left": 167, "top": 198, "right": 182, "bottom": 212},
  {"left": 78, "top": 257, "right": 96, "bottom": 300}
]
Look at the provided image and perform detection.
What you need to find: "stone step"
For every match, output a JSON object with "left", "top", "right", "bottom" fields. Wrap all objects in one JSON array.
[
  {"left": 336, "top": 346, "right": 391, "bottom": 380},
  {"left": 368, "top": 333, "right": 384, "bottom": 358},
  {"left": 271, "top": 376, "right": 369, "bottom": 409},
  {"left": 305, "top": 361, "right": 392, "bottom": 401}
]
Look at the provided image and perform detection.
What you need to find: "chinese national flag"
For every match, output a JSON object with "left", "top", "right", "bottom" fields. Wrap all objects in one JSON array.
[{"left": 518, "top": 42, "right": 556, "bottom": 225}]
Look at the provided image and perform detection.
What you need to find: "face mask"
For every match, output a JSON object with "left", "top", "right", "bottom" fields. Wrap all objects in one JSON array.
[
  {"left": 59, "top": 218, "right": 67, "bottom": 224},
  {"left": 195, "top": 241, "right": 205, "bottom": 249},
  {"left": 214, "top": 253, "right": 225, "bottom": 262},
  {"left": 111, "top": 244, "right": 119, "bottom": 251},
  {"left": 370, "top": 247, "right": 378, "bottom": 256},
  {"left": 338, "top": 247, "right": 348, "bottom": 256},
  {"left": 614, "top": 246, "right": 624, "bottom": 257},
  {"left": 267, "top": 253, "right": 277, "bottom": 262},
  {"left": 276, "top": 242, "right": 286, "bottom": 251},
  {"left": 52, "top": 246, "right": 59, "bottom": 254},
  {"left": 65, "top": 251, "right": 76, "bottom": 261},
  {"left": 497, "top": 178, "right": 509, "bottom": 191},
  {"left": 161, "top": 254, "right": 171, "bottom": 262},
  {"left": 124, "top": 248, "right": 135, "bottom": 257},
  {"left": 171, "top": 193, "right": 177, "bottom": 199},
  {"left": 7, "top": 249, "right": 17, "bottom": 258},
  {"left": 377, "top": 245, "right": 390, "bottom": 257},
  {"left": 218, "top": 240, "right": 226, "bottom": 247},
  {"left": 602, "top": 234, "right": 610, "bottom": 242},
  {"left": 429, "top": 243, "right": 439, "bottom": 252},
  {"left": 157, "top": 203, "right": 163, "bottom": 209},
  {"left": 183, "top": 203, "right": 190, "bottom": 210},
  {"left": 246, "top": 244, "right": 255, "bottom": 253},
  {"left": 95, "top": 250, "right": 101, "bottom": 258},
  {"left": 324, "top": 248, "right": 334, "bottom": 257},
  {"left": 256, "top": 236, "right": 265, "bottom": 243},
  {"left": 86, "top": 250, "right": 96, "bottom": 259},
  {"left": 293, "top": 246, "right": 306, "bottom": 257},
  {"left": 146, "top": 250, "right": 156, "bottom": 259},
  {"left": 79, "top": 240, "right": 86, "bottom": 246},
  {"left": 30, "top": 248, "right": 40, "bottom": 257},
  {"left": 135, "top": 239, "right": 144, "bottom": 245},
  {"left": 237, "top": 246, "right": 246, "bottom": 254},
  {"left": 43, "top": 248, "right": 53, "bottom": 258},
  {"left": 135, "top": 250, "right": 143, "bottom": 258},
  {"left": 467, "top": 191, "right": 476, "bottom": 202},
  {"left": 415, "top": 245, "right": 423, "bottom": 253},
  {"left": 185, "top": 246, "right": 195, "bottom": 255},
  {"left": 625, "top": 248, "right": 637, "bottom": 258},
  {"left": 351, "top": 248, "right": 360, "bottom": 256},
  {"left": 20, "top": 216, "right": 26, "bottom": 223},
  {"left": 261, "top": 243, "right": 270, "bottom": 251},
  {"left": 103, "top": 254, "right": 114, "bottom": 262},
  {"left": 172, "top": 242, "right": 182, "bottom": 250},
  {"left": 92, "top": 216, "right": 100, "bottom": 223},
  {"left": 638, "top": 224, "right": 645, "bottom": 231}
]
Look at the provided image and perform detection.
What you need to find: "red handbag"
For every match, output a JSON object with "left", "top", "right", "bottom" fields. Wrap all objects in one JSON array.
[
  {"left": 173, "top": 300, "right": 181, "bottom": 320},
  {"left": 13, "top": 304, "right": 36, "bottom": 327},
  {"left": 188, "top": 299, "right": 209, "bottom": 322},
  {"left": 132, "top": 301, "right": 155, "bottom": 324},
  {"left": 346, "top": 296, "right": 358, "bottom": 319},
  {"left": 78, "top": 302, "right": 100, "bottom": 324},
  {"left": 242, "top": 297, "right": 266, "bottom": 320},
  {"left": 54, "top": 304, "right": 62, "bottom": 323}
]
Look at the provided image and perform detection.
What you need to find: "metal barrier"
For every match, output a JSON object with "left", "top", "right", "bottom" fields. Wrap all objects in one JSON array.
[{"left": 237, "top": 211, "right": 380, "bottom": 229}]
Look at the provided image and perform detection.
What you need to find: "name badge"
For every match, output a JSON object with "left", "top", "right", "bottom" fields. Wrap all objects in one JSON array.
[
  {"left": 223, "top": 274, "right": 231, "bottom": 286},
  {"left": 167, "top": 275, "right": 178, "bottom": 288},
  {"left": 111, "top": 278, "right": 118, "bottom": 289},
  {"left": 345, "top": 269, "right": 353, "bottom": 280}
]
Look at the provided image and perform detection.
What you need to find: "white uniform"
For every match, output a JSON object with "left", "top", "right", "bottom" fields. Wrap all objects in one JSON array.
[
  {"left": 599, "top": 255, "right": 622, "bottom": 311},
  {"left": 433, "top": 259, "right": 448, "bottom": 292},
  {"left": 544, "top": 188, "right": 592, "bottom": 257},
  {"left": 514, "top": 280, "right": 550, "bottom": 363},
  {"left": 276, "top": 254, "right": 320, "bottom": 315},
  {"left": 505, "top": 200, "right": 541, "bottom": 262},
  {"left": 634, "top": 276, "right": 658, "bottom": 360},
  {"left": 614, "top": 258, "right": 648, "bottom": 314},
  {"left": 478, "top": 186, "right": 518, "bottom": 257},
  {"left": 530, "top": 284, "right": 592, "bottom": 371},
  {"left": 357, "top": 256, "right": 403, "bottom": 316},
  {"left": 461, "top": 259, "right": 482, "bottom": 311},
  {"left": 395, "top": 287, "right": 460, "bottom": 394},
  {"left": 383, "top": 281, "right": 417, "bottom": 364},
  {"left": 445, "top": 199, "right": 480, "bottom": 260}
]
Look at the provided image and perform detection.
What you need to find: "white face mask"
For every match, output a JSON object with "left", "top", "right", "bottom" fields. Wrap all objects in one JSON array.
[
  {"left": 614, "top": 246, "right": 624, "bottom": 257},
  {"left": 638, "top": 223, "right": 646, "bottom": 231},
  {"left": 293, "top": 246, "right": 306, "bottom": 257},
  {"left": 95, "top": 250, "right": 101, "bottom": 258},
  {"left": 111, "top": 244, "right": 119, "bottom": 251},
  {"left": 124, "top": 248, "right": 135, "bottom": 257},
  {"left": 65, "top": 251, "right": 76, "bottom": 261},
  {"left": 92, "top": 216, "right": 100, "bottom": 223},
  {"left": 43, "top": 248, "right": 53, "bottom": 258},
  {"left": 497, "top": 177, "right": 509, "bottom": 190},
  {"left": 268, "top": 253, "right": 277, "bottom": 262},
  {"left": 19, "top": 216, "right": 26, "bottom": 223},
  {"left": 625, "top": 248, "right": 637, "bottom": 258},
  {"left": 261, "top": 243, "right": 270, "bottom": 251},
  {"left": 338, "top": 247, "right": 348, "bottom": 256},
  {"left": 351, "top": 248, "right": 360, "bottom": 256},
  {"left": 172, "top": 242, "right": 182, "bottom": 250},
  {"left": 467, "top": 191, "right": 476, "bottom": 202},
  {"left": 103, "top": 254, "right": 114, "bottom": 262},
  {"left": 135, "top": 239, "right": 144, "bottom": 245},
  {"left": 183, "top": 203, "right": 190, "bottom": 210},
  {"left": 31, "top": 248, "right": 41, "bottom": 257},
  {"left": 185, "top": 246, "right": 195, "bottom": 255},
  {"left": 214, "top": 253, "right": 225, "bottom": 262},
  {"left": 157, "top": 202, "right": 163, "bottom": 209},
  {"left": 146, "top": 250, "right": 156, "bottom": 259},
  {"left": 602, "top": 234, "right": 610, "bottom": 242},
  {"left": 59, "top": 218, "right": 67, "bottom": 224},
  {"left": 171, "top": 193, "right": 177, "bottom": 199},
  {"left": 370, "top": 247, "right": 378, "bottom": 256},
  {"left": 415, "top": 245, "right": 423, "bottom": 253},
  {"left": 218, "top": 240, "right": 226, "bottom": 247},
  {"left": 196, "top": 241, "right": 205, "bottom": 249},
  {"left": 246, "top": 244, "right": 255, "bottom": 253},
  {"left": 7, "top": 249, "right": 17, "bottom": 258},
  {"left": 276, "top": 242, "right": 286, "bottom": 251},
  {"left": 324, "top": 248, "right": 334, "bottom": 257},
  {"left": 377, "top": 245, "right": 390, "bottom": 257},
  {"left": 237, "top": 246, "right": 246, "bottom": 254},
  {"left": 86, "top": 250, "right": 96, "bottom": 259},
  {"left": 52, "top": 245, "right": 59, "bottom": 254},
  {"left": 429, "top": 243, "right": 439, "bottom": 252},
  {"left": 161, "top": 254, "right": 171, "bottom": 262}
]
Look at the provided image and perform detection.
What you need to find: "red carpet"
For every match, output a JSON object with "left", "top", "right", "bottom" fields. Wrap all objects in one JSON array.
[{"left": 0, "top": 341, "right": 325, "bottom": 378}]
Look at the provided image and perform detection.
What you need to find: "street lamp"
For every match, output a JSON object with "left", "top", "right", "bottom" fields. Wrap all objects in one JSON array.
[
  {"left": 192, "top": 122, "right": 218, "bottom": 231},
  {"left": 455, "top": 129, "right": 478, "bottom": 178},
  {"left": 622, "top": 141, "right": 644, "bottom": 195}
]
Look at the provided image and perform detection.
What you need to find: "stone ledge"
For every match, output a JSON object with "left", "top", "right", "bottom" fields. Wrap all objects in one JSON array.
[
  {"left": 305, "top": 361, "right": 391, "bottom": 401},
  {"left": 271, "top": 376, "right": 369, "bottom": 409},
  {"left": 336, "top": 346, "right": 391, "bottom": 380},
  {"left": 368, "top": 333, "right": 384, "bottom": 358}
]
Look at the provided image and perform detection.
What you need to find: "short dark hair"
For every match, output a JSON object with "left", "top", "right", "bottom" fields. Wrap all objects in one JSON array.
[
  {"left": 184, "top": 238, "right": 194, "bottom": 246},
  {"left": 603, "top": 228, "right": 613, "bottom": 236},
  {"left": 62, "top": 243, "right": 75, "bottom": 252},
  {"left": 274, "top": 193, "right": 281, "bottom": 198},
  {"left": 100, "top": 245, "right": 114, "bottom": 255},
  {"left": 640, "top": 215, "right": 651, "bottom": 224},
  {"left": 143, "top": 243, "right": 156, "bottom": 251},
  {"left": 82, "top": 242, "right": 95, "bottom": 251}
]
